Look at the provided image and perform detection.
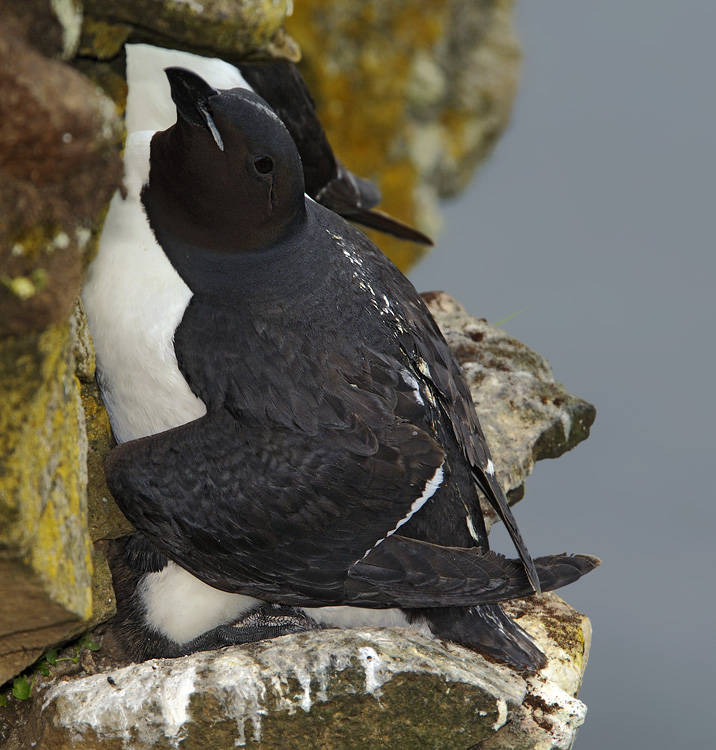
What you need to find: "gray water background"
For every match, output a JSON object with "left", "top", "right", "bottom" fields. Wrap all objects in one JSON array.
[{"left": 409, "top": 2, "right": 715, "bottom": 747}]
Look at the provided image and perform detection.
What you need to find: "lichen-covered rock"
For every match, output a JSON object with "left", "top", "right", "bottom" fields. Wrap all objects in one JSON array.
[
  {"left": 0, "top": 312, "right": 119, "bottom": 686},
  {"left": 0, "top": 16, "right": 123, "bottom": 337},
  {"left": 1, "top": 594, "right": 590, "bottom": 749},
  {"left": 423, "top": 291, "right": 596, "bottom": 513},
  {"left": 0, "top": 3, "right": 123, "bottom": 684},
  {"left": 287, "top": 0, "right": 521, "bottom": 270},
  {"left": 70, "top": 300, "right": 134, "bottom": 542},
  {"left": 70, "top": 298, "right": 96, "bottom": 382},
  {"left": 83, "top": 376, "right": 134, "bottom": 542},
  {"left": 505, "top": 594, "right": 592, "bottom": 699},
  {"left": 56, "top": 545, "right": 117, "bottom": 651},
  {"left": 82, "top": 0, "right": 297, "bottom": 61},
  {"left": 0, "top": 311, "right": 120, "bottom": 686},
  {"left": 78, "top": 16, "right": 133, "bottom": 60},
  {"left": 0, "top": 321, "right": 92, "bottom": 686}
]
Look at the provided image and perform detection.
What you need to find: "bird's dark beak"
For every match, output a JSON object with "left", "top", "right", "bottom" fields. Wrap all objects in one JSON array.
[{"left": 165, "top": 67, "right": 225, "bottom": 152}]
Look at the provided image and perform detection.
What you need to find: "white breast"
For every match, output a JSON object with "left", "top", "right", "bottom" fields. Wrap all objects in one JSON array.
[
  {"left": 82, "top": 131, "right": 207, "bottom": 444},
  {"left": 125, "top": 43, "right": 251, "bottom": 134},
  {"left": 85, "top": 45, "right": 252, "bottom": 444},
  {"left": 139, "top": 562, "right": 258, "bottom": 643}
]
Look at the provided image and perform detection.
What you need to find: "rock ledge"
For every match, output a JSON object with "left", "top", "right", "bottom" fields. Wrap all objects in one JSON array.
[{"left": 2, "top": 593, "right": 590, "bottom": 750}]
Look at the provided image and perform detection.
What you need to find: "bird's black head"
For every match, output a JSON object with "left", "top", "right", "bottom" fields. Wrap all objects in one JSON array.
[{"left": 142, "top": 68, "right": 307, "bottom": 290}]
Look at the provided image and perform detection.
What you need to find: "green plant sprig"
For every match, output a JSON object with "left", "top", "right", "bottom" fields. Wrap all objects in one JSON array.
[{"left": 0, "top": 633, "right": 101, "bottom": 706}]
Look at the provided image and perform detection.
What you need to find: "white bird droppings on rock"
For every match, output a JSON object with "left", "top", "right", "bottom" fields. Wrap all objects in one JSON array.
[
  {"left": 358, "top": 646, "right": 384, "bottom": 695},
  {"left": 493, "top": 698, "right": 508, "bottom": 731},
  {"left": 43, "top": 660, "right": 199, "bottom": 747},
  {"left": 524, "top": 677, "right": 588, "bottom": 750},
  {"left": 36, "top": 629, "right": 530, "bottom": 748}
]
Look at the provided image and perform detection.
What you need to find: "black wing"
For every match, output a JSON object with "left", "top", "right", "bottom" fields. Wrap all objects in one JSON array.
[
  {"left": 402, "top": 296, "right": 542, "bottom": 591},
  {"left": 349, "top": 536, "right": 600, "bottom": 607},
  {"left": 318, "top": 165, "right": 434, "bottom": 245},
  {"left": 105, "top": 353, "right": 446, "bottom": 606},
  {"left": 332, "top": 224, "right": 543, "bottom": 591},
  {"left": 106, "top": 404, "right": 599, "bottom": 609}
]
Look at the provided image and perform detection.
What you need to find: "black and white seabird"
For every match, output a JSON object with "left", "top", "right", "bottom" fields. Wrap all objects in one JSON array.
[
  {"left": 87, "top": 69, "right": 598, "bottom": 671},
  {"left": 124, "top": 43, "right": 432, "bottom": 245}
]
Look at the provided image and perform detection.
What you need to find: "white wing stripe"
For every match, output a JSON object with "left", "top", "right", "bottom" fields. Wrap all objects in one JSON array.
[{"left": 361, "top": 462, "right": 445, "bottom": 560}]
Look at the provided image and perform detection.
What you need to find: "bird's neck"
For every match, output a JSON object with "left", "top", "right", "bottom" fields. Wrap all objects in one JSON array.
[{"left": 160, "top": 207, "right": 332, "bottom": 308}]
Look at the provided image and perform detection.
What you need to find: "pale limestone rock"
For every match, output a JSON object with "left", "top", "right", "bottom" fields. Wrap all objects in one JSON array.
[{"left": 422, "top": 291, "right": 596, "bottom": 516}]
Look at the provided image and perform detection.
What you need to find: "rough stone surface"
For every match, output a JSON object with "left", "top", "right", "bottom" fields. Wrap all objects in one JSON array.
[
  {"left": 0, "top": 0, "right": 125, "bottom": 685},
  {"left": 422, "top": 291, "right": 596, "bottom": 517},
  {"left": 287, "top": 0, "right": 521, "bottom": 270},
  {"left": 70, "top": 298, "right": 96, "bottom": 382},
  {"left": 78, "top": 16, "right": 133, "bottom": 60},
  {"left": 0, "top": 594, "right": 591, "bottom": 749},
  {"left": 83, "top": 0, "right": 296, "bottom": 61},
  {"left": 83, "top": 378, "right": 133, "bottom": 543},
  {"left": 0, "top": 311, "right": 120, "bottom": 687},
  {"left": 2, "top": 0, "right": 84, "bottom": 60},
  {"left": 71, "top": 299, "right": 134, "bottom": 542},
  {"left": 0, "top": 322, "right": 92, "bottom": 685},
  {"left": 504, "top": 594, "right": 592, "bottom": 699},
  {"left": 0, "top": 16, "right": 123, "bottom": 338}
]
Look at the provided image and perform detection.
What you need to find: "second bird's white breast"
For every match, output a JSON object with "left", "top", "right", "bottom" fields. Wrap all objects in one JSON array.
[
  {"left": 125, "top": 44, "right": 250, "bottom": 134},
  {"left": 82, "top": 131, "right": 207, "bottom": 444}
]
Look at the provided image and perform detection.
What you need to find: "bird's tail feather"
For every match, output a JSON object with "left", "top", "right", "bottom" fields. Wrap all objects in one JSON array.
[
  {"left": 348, "top": 534, "right": 600, "bottom": 608},
  {"left": 343, "top": 207, "right": 435, "bottom": 246},
  {"left": 420, "top": 603, "right": 548, "bottom": 672}
]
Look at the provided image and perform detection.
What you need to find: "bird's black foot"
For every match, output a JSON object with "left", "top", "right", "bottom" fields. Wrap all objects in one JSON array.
[
  {"left": 232, "top": 602, "right": 321, "bottom": 634},
  {"left": 176, "top": 604, "right": 320, "bottom": 656}
]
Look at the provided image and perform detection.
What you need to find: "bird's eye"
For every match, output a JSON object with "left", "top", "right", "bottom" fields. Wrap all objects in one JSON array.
[{"left": 254, "top": 156, "right": 273, "bottom": 174}]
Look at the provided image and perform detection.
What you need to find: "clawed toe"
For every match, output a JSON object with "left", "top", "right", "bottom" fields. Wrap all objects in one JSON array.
[{"left": 232, "top": 603, "right": 320, "bottom": 636}]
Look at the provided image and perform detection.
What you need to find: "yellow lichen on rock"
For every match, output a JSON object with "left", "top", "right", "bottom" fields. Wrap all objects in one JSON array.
[
  {"left": 83, "top": 0, "right": 292, "bottom": 59},
  {"left": 287, "top": 0, "right": 521, "bottom": 271},
  {"left": 78, "top": 16, "right": 132, "bottom": 60},
  {"left": 81, "top": 379, "right": 134, "bottom": 542},
  {"left": 0, "top": 322, "right": 93, "bottom": 685},
  {"left": 504, "top": 593, "right": 592, "bottom": 698}
]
